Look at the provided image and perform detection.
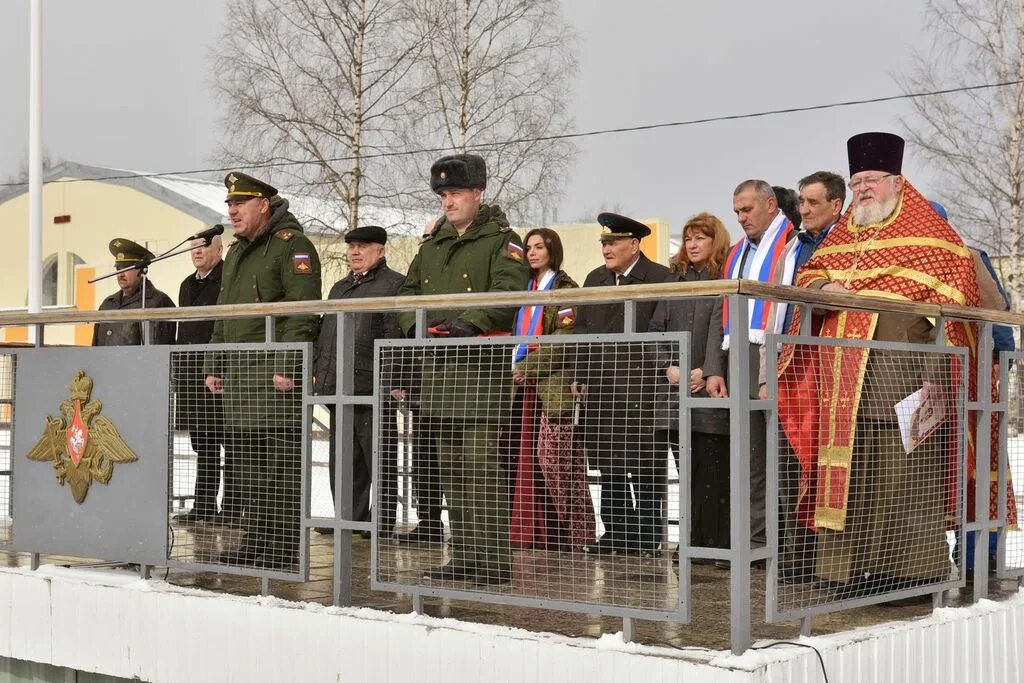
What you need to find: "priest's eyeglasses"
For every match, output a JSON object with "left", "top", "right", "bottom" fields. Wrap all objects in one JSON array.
[{"left": 848, "top": 174, "right": 892, "bottom": 191}]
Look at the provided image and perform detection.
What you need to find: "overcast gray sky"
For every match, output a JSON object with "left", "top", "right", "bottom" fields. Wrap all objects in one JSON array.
[{"left": 1, "top": 1, "right": 942, "bottom": 241}]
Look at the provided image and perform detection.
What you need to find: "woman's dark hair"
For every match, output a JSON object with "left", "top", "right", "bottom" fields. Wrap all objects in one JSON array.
[{"left": 522, "top": 227, "right": 564, "bottom": 274}]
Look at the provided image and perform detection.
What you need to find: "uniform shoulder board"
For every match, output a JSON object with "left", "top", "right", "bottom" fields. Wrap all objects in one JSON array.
[
  {"left": 499, "top": 225, "right": 511, "bottom": 233},
  {"left": 419, "top": 232, "right": 434, "bottom": 244},
  {"left": 274, "top": 229, "right": 295, "bottom": 241}
]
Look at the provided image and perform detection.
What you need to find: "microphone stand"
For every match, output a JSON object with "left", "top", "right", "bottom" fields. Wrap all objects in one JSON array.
[
  {"left": 87, "top": 236, "right": 214, "bottom": 344},
  {"left": 88, "top": 236, "right": 212, "bottom": 285}
]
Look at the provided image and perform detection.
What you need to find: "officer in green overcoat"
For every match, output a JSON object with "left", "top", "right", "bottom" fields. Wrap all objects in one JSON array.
[
  {"left": 396, "top": 153, "right": 529, "bottom": 585},
  {"left": 203, "top": 171, "right": 322, "bottom": 570}
]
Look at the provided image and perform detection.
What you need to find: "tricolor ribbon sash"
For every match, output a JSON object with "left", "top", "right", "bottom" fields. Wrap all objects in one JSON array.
[
  {"left": 512, "top": 270, "right": 556, "bottom": 363},
  {"left": 722, "top": 212, "right": 793, "bottom": 348}
]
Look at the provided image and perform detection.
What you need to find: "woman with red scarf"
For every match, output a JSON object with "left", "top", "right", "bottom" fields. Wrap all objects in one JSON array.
[{"left": 509, "top": 228, "right": 596, "bottom": 551}]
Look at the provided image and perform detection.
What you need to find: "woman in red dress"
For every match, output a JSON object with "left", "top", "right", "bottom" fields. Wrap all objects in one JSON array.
[{"left": 509, "top": 228, "right": 595, "bottom": 551}]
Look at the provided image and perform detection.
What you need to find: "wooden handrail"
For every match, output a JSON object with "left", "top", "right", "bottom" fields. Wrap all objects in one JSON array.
[{"left": 0, "top": 279, "right": 1018, "bottom": 327}]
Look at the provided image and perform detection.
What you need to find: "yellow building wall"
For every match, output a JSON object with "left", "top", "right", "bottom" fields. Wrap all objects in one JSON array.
[{"left": 0, "top": 179, "right": 212, "bottom": 345}]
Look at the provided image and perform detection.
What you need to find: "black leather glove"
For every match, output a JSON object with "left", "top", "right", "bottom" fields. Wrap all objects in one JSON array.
[{"left": 447, "top": 319, "right": 481, "bottom": 337}]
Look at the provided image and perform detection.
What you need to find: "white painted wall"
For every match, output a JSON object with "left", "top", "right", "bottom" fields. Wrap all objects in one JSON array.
[{"left": 0, "top": 565, "right": 1022, "bottom": 683}]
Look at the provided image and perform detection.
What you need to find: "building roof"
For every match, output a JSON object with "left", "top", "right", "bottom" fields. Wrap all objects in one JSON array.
[{"left": 0, "top": 161, "right": 433, "bottom": 238}]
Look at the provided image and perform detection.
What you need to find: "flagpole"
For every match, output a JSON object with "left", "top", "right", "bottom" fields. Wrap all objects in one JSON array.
[{"left": 28, "top": 0, "right": 43, "bottom": 320}]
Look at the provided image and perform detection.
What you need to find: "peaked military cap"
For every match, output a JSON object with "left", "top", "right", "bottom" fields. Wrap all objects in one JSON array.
[
  {"left": 224, "top": 171, "right": 278, "bottom": 202},
  {"left": 847, "top": 132, "right": 904, "bottom": 177},
  {"left": 430, "top": 154, "right": 487, "bottom": 194},
  {"left": 109, "top": 238, "right": 155, "bottom": 269},
  {"left": 344, "top": 225, "right": 388, "bottom": 245},
  {"left": 597, "top": 212, "right": 651, "bottom": 241}
]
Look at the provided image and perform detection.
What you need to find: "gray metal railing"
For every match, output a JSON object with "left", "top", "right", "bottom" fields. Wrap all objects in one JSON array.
[{"left": 0, "top": 280, "right": 1020, "bottom": 654}]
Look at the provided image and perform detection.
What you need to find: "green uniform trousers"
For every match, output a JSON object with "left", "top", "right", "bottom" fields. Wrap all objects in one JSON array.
[{"left": 435, "top": 423, "right": 511, "bottom": 572}]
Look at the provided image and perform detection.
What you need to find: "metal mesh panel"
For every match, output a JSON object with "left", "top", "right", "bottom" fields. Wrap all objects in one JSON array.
[
  {"left": 374, "top": 334, "right": 686, "bottom": 618},
  {"left": 771, "top": 338, "right": 964, "bottom": 616},
  {"left": 168, "top": 347, "right": 306, "bottom": 576},
  {"left": 1002, "top": 356, "right": 1024, "bottom": 574},
  {"left": 0, "top": 354, "right": 13, "bottom": 548}
]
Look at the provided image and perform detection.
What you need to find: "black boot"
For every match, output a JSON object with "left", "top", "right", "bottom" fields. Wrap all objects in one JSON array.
[{"left": 393, "top": 519, "right": 444, "bottom": 545}]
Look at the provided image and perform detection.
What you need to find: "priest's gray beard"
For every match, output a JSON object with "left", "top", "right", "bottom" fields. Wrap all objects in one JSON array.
[{"left": 853, "top": 194, "right": 898, "bottom": 226}]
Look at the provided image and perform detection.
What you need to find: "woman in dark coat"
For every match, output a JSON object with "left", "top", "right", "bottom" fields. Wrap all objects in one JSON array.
[
  {"left": 509, "top": 228, "right": 595, "bottom": 551},
  {"left": 648, "top": 212, "right": 731, "bottom": 550}
]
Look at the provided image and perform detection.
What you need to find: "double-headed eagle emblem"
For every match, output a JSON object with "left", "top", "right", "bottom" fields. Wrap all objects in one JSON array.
[{"left": 25, "top": 370, "right": 137, "bottom": 503}]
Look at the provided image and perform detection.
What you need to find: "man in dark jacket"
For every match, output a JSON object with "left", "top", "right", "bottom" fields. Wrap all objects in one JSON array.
[
  {"left": 92, "top": 238, "right": 176, "bottom": 346},
  {"left": 395, "top": 153, "right": 529, "bottom": 585},
  {"left": 174, "top": 235, "right": 234, "bottom": 526},
  {"left": 312, "top": 225, "right": 405, "bottom": 537},
  {"left": 573, "top": 213, "right": 672, "bottom": 556},
  {"left": 204, "top": 172, "right": 322, "bottom": 570}
]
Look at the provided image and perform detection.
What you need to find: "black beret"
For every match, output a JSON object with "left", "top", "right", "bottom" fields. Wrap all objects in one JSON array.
[
  {"left": 344, "top": 225, "right": 388, "bottom": 245},
  {"left": 224, "top": 171, "right": 278, "bottom": 202},
  {"left": 597, "top": 212, "right": 651, "bottom": 241},
  {"left": 847, "top": 132, "right": 904, "bottom": 177},
  {"left": 109, "top": 238, "right": 155, "bottom": 268},
  {"left": 430, "top": 154, "right": 487, "bottom": 193}
]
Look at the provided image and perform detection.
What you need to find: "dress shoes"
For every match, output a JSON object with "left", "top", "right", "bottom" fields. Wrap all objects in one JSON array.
[
  {"left": 582, "top": 535, "right": 622, "bottom": 555},
  {"left": 174, "top": 510, "right": 213, "bottom": 527},
  {"left": 394, "top": 520, "right": 444, "bottom": 545},
  {"left": 422, "top": 563, "right": 475, "bottom": 581},
  {"left": 217, "top": 545, "right": 261, "bottom": 566},
  {"left": 472, "top": 567, "right": 512, "bottom": 585},
  {"left": 253, "top": 551, "right": 299, "bottom": 572}
]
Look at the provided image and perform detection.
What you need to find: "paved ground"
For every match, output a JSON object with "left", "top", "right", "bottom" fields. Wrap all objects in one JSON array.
[{"left": 5, "top": 524, "right": 1020, "bottom": 651}]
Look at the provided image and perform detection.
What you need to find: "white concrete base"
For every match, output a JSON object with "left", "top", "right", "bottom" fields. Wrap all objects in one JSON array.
[{"left": 0, "top": 565, "right": 1021, "bottom": 683}]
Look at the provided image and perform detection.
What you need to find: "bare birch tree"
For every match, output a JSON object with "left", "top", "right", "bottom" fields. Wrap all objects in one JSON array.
[
  {"left": 211, "top": 0, "right": 427, "bottom": 254},
  {"left": 899, "top": 0, "right": 1024, "bottom": 307},
  {"left": 408, "top": 0, "right": 578, "bottom": 225}
]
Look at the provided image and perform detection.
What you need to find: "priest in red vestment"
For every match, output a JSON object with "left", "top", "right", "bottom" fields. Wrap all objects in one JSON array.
[{"left": 778, "top": 132, "right": 1014, "bottom": 599}]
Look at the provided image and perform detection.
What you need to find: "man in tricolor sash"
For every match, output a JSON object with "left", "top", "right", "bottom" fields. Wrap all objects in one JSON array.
[
  {"left": 726, "top": 180, "right": 796, "bottom": 549},
  {"left": 779, "top": 132, "right": 986, "bottom": 599}
]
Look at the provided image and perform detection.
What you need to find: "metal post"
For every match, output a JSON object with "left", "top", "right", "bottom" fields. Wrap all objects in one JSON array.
[
  {"left": 412, "top": 594, "right": 424, "bottom": 614},
  {"left": 622, "top": 617, "right": 635, "bottom": 643},
  {"left": 30, "top": 553, "right": 40, "bottom": 570},
  {"left": 264, "top": 315, "right": 276, "bottom": 342},
  {"left": 333, "top": 311, "right": 355, "bottom": 606},
  {"left": 623, "top": 299, "right": 636, "bottom": 333},
  {"left": 973, "top": 321, "right": 994, "bottom": 601},
  {"left": 27, "top": 0, "right": 43, "bottom": 319},
  {"left": 727, "top": 293, "right": 752, "bottom": 654}
]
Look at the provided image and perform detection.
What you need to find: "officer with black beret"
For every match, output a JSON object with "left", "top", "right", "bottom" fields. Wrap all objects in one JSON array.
[
  {"left": 312, "top": 225, "right": 405, "bottom": 538},
  {"left": 92, "top": 238, "right": 176, "bottom": 346}
]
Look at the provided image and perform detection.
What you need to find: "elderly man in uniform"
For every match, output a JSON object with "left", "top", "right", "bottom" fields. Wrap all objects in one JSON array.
[
  {"left": 174, "top": 235, "right": 237, "bottom": 526},
  {"left": 204, "top": 172, "right": 322, "bottom": 570},
  {"left": 92, "top": 239, "right": 176, "bottom": 346},
  {"left": 313, "top": 225, "right": 405, "bottom": 538},
  {"left": 396, "top": 153, "right": 529, "bottom": 585},
  {"left": 779, "top": 132, "right": 991, "bottom": 600},
  {"left": 573, "top": 213, "right": 673, "bottom": 556}
]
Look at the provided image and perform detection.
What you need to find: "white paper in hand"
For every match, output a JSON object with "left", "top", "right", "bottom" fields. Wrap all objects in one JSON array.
[{"left": 895, "top": 382, "right": 946, "bottom": 454}]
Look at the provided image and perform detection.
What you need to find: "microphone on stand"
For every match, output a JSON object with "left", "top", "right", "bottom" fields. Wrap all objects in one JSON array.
[{"left": 188, "top": 224, "right": 225, "bottom": 244}]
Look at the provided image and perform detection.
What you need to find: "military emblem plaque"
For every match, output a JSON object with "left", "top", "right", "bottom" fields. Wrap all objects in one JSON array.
[{"left": 12, "top": 347, "right": 169, "bottom": 564}]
